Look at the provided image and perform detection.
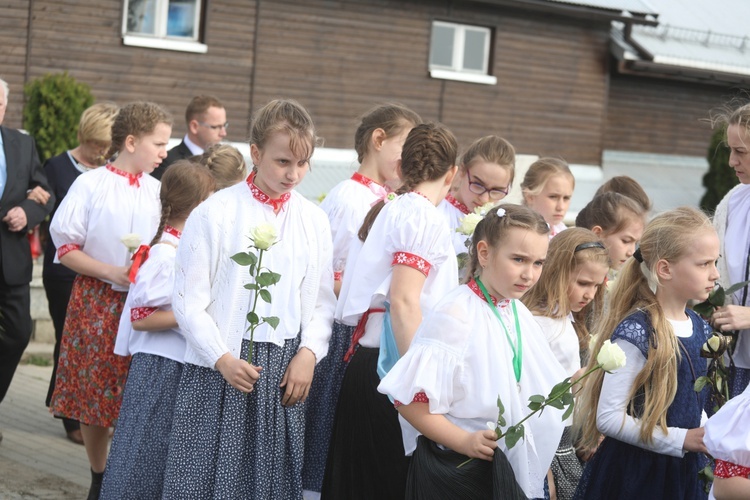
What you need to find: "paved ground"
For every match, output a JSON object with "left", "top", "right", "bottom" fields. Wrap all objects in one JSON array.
[{"left": 0, "top": 344, "right": 89, "bottom": 499}]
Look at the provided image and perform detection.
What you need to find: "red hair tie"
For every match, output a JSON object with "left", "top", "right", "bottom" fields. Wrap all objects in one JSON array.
[{"left": 128, "top": 245, "right": 151, "bottom": 284}]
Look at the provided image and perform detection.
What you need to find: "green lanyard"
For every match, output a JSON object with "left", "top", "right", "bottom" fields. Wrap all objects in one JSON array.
[{"left": 476, "top": 277, "right": 522, "bottom": 384}]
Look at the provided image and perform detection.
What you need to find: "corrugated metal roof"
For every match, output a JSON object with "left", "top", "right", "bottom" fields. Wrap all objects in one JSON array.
[
  {"left": 612, "top": 0, "right": 750, "bottom": 76},
  {"left": 543, "top": 0, "right": 657, "bottom": 16}
]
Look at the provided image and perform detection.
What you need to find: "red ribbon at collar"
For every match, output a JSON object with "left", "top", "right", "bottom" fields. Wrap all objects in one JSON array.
[
  {"left": 107, "top": 164, "right": 142, "bottom": 187},
  {"left": 246, "top": 172, "right": 291, "bottom": 211},
  {"left": 128, "top": 244, "right": 151, "bottom": 284}
]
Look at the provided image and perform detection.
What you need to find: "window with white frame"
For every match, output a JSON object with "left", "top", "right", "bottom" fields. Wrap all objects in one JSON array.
[
  {"left": 429, "top": 21, "right": 496, "bottom": 85},
  {"left": 122, "top": 0, "right": 207, "bottom": 53}
]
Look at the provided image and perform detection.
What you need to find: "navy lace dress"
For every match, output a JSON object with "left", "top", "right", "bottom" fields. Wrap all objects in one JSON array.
[{"left": 574, "top": 310, "right": 710, "bottom": 500}]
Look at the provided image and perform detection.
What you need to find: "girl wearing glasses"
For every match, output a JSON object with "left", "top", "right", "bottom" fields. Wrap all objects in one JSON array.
[
  {"left": 521, "top": 158, "right": 575, "bottom": 238},
  {"left": 439, "top": 135, "right": 515, "bottom": 258}
]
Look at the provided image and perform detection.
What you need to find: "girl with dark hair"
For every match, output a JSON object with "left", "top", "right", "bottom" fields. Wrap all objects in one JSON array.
[{"left": 322, "top": 123, "right": 460, "bottom": 500}]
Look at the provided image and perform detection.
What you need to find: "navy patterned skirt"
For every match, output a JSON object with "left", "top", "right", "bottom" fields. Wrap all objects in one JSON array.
[
  {"left": 303, "top": 321, "right": 355, "bottom": 493},
  {"left": 730, "top": 366, "right": 750, "bottom": 399},
  {"left": 162, "top": 337, "right": 306, "bottom": 500},
  {"left": 573, "top": 437, "right": 708, "bottom": 500},
  {"left": 100, "top": 352, "right": 183, "bottom": 500}
]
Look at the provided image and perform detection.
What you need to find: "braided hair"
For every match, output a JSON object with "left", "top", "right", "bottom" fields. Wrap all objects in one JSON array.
[{"left": 358, "top": 122, "right": 458, "bottom": 241}]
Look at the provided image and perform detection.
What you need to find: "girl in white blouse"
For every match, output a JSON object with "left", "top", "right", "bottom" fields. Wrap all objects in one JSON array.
[
  {"left": 379, "top": 204, "right": 567, "bottom": 500},
  {"left": 100, "top": 161, "right": 215, "bottom": 500},
  {"left": 49, "top": 101, "right": 172, "bottom": 500},
  {"left": 321, "top": 123, "right": 459, "bottom": 500},
  {"left": 439, "top": 135, "right": 515, "bottom": 259},
  {"left": 162, "top": 99, "right": 336, "bottom": 499},
  {"left": 304, "top": 103, "right": 420, "bottom": 499},
  {"left": 573, "top": 207, "right": 717, "bottom": 500},
  {"left": 522, "top": 228, "right": 610, "bottom": 499}
]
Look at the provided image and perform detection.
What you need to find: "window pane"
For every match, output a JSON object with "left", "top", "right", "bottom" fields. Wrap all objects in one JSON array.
[
  {"left": 127, "top": 0, "right": 157, "bottom": 34},
  {"left": 430, "top": 25, "right": 455, "bottom": 68},
  {"left": 167, "top": 0, "right": 197, "bottom": 38},
  {"left": 463, "top": 30, "right": 487, "bottom": 72}
]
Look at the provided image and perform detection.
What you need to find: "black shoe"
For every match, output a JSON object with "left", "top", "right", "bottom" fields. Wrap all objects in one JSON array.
[{"left": 87, "top": 469, "right": 104, "bottom": 500}]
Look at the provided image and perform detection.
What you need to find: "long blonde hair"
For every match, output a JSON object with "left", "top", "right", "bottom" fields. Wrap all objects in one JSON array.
[
  {"left": 574, "top": 206, "right": 713, "bottom": 449},
  {"left": 522, "top": 228, "right": 609, "bottom": 352}
]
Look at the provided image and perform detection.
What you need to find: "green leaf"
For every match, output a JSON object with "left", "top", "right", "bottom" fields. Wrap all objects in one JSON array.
[
  {"left": 259, "top": 289, "right": 272, "bottom": 303},
  {"left": 244, "top": 283, "right": 259, "bottom": 291},
  {"left": 231, "top": 252, "right": 256, "bottom": 266},
  {"left": 709, "top": 287, "right": 726, "bottom": 307},
  {"left": 548, "top": 379, "right": 572, "bottom": 399},
  {"left": 692, "top": 300, "right": 715, "bottom": 318},
  {"left": 256, "top": 272, "right": 274, "bottom": 287},
  {"left": 497, "top": 414, "right": 506, "bottom": 428},
  {"left": 528, "top": 394, "right": 546, "bottom": 404},
  {"left": 527, "top": 401, "right": 542, "bottom": 412},
  {"left": 561, "top": 392, "right": 574, "bottom": 406},
  {"left": 264, "top": 316, "right": 280, "bottom": 330},
  {"left": 268, "top": 272, "right": 282, "bottom": 285},
  {"left": 562, "top": 401, "right": 575, "bottom": 421},
  {"left": 247, "top": 311, "right": 260, "bottom": 325},
  {"left": 547, "top": 398, "right": 566, "bottom": 410},
  {"left": 725, "top": 280, "right": 750, "bottom": 297},
  {"left": 694, "top": 376, "right": 710, "bottom": 393},
  {"left": 504, "top": 425, "right": 525, "bottom": 449},
  {"left": 496, "top": 395, "right": 505, "bottom": 416}
]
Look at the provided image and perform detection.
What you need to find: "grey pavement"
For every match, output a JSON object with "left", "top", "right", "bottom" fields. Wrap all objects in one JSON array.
[{"left": 0, "top": 343, "right": 89, "bottom": 499}]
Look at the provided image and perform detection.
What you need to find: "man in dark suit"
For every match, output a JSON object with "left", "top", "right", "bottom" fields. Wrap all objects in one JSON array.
[
  {"left": 0, "top": 78, "right": 55, "bottom": 408},
  {"left": 151, "top": 95, "right": 227, "bottom": 180}
]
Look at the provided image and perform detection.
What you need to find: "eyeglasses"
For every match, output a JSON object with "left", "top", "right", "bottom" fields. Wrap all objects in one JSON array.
[
  {"left": 198, "top": 122, "right": 229, "bottom": 131},
  {"left": 466, "top": 170, "right": 509, "bottom": 200}
]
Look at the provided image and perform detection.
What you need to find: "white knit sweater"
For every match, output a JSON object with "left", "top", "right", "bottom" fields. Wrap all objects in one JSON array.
[{"left": 173, "top": 183, "right": 336, "bottom": 368}]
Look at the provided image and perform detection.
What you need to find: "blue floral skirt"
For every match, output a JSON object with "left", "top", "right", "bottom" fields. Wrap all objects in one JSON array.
[
  {"left": 303, "top": 321, "right": 355, "bottom": 493},
  {"left": 162, "top": 337, "right": 305, "bottom": 499},
  {"left": 100, "top": 353, "right": 182, "bottom": 500}
]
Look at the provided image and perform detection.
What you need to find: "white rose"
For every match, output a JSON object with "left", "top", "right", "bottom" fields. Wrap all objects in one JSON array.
[
  {"left": 707, "top": 335, "right": 721, "bottom": 352},
  {"left": 456, "top": 213, "right": 483, "bottom": 236},
  {"left": 120, "top": 233, "right": 142, "bottom": 251},
  {"left": 251, "top": 223, "right": 279, "bottom": 250},
  {"left": 597, "top": 339, "right": 627, "bottom": 373}
]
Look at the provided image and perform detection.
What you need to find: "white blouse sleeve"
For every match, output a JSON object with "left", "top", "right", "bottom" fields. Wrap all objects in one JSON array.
[
  {"left": 129, "top": 245, "right": 175, "bottom": 312},
  {"left": 385, "top": 205, "right": 451, "bottom": 276},
  {"left": 299, "top": 210, "right": 336, "bottom": 363},
  {"left": 705, "top": 384, "right": 750, "bottom": 467},
  {"left": 596, "top": 338, "right": 688, "bottom": 457},
  {"left": 49, "top": 182, "right": 89, "bottom": 257},
  {"left": 379, "top": 306, "right": 464, "bottom": 413},
  {"left": 173, "top": 206, "right": 228, "bottom": 367}
]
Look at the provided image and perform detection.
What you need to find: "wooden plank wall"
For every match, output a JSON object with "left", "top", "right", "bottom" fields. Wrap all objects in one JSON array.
[
  {"left": 2, "top": 0, "right": 256, "bottom": 143},
  {"left": 251, "top": 0, "right": 611, "bottom": 164},
  {"left": 604, "top": 74, "right": 736, "bottom": 158},
  {"left": 4, "top": 0, "right": 737, "bottom": 165},
  {"left": 438, "top": 5, "right": 611, "bottom": 165},
  {"left": 250, "top": 0, "right": 446, "bottom": 151},
  {"left": 0, "top": 1, "right": 32, "bottom": 126}
]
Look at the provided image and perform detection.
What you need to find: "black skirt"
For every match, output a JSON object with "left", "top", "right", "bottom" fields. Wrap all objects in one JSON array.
[
  {"left": 321, "top": 346, "right": 410, "bottom": 500},
  {"left": 406, "top": 435, "right": 528, "bottom": 500}
]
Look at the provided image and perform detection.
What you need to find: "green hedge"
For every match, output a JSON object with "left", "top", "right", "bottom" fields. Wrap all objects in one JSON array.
[
  {"left": 22, "top": 72, "right": 94, "bottom": 162},
  {"left": 700, "top": 125, "right": 738, "bottom": 214}
]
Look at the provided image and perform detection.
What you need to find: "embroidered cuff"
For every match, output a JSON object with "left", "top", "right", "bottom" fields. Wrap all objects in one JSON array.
[
  {"left": 131, "top": 307, "right": 158, "bottom": 322},
  {"left": 57, "top": 243, "right": 81, "bottom": 259},
  {"left": 392, "top": 251, "right": 432, "bottom": 276},
  {"left": 715, "top": 459, "right": 750, "bottom": 479},
  {"left": 394, "top": 391, "right": 430, "bottom": 408}
]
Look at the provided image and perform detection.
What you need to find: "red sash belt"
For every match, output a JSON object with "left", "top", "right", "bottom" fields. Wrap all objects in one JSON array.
[{"left": 343, "top": 307, "right": 386, "bottom": 362}]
